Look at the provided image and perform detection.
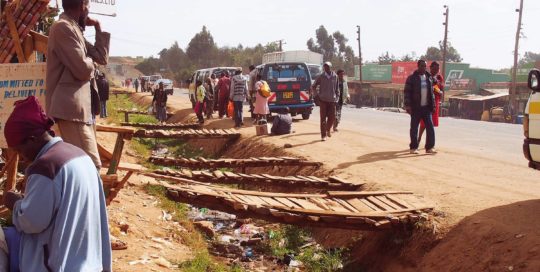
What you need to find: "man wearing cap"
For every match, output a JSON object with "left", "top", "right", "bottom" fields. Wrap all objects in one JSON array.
[
  {"left": 45, "top": 0, "right": 110, "bottom": 168},
  {"left": 312, "top": 62, "right": 339, "bottom": 141},
  {"left": 2, "top": 96, "right": 112, "bottom": 271}
]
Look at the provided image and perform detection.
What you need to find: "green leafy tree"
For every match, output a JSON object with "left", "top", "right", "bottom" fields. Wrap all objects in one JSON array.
[
  {"left": 307, "top": 25, "right": 336, "bottom": 61},
  {"left": 420, "top": 41, "right": 462, "bottom": 62},
  {"left": 377, "top": 51, "right": 397, "bottom": 64},
  {"left": 519, "top": 51, "right": 540, "bottom": 66},
  {"left": 400, "top": 52, "right": 417, "bottom": 62},
  {"left": 186, "top": 26, "right": 218, "bottom": 68}
]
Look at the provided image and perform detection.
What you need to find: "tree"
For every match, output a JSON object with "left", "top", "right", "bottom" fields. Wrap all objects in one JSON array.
[
  {"left": 306, "top": 26, "right": 357, "bottom": 75},
  {"left": 186, "top": 26, "right": 218, "bottom": 68},
  {"left": 519, "top": 51, "right": 540, "bottom": 65},
  {"left": 420, "top": 41, "right": 462, "bottom": 62},
  {"left": 307, "top": 25, "right": 336, "bottom": 61},
  {"left": 377, "top": 51, "right": 397, "bottom": 65},
  {"left": 400, "top": 52, "right": 417, "bottom": 62}
]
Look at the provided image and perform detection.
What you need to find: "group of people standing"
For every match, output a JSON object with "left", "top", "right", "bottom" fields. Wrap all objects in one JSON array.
[{"left": 192, "top": 67, "right": 272, "bottom": 129}]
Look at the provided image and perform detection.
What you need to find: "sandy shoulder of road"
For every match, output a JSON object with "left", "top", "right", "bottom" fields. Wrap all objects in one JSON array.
[{"left": 137, "top": 92, "right": 540, "bottom": 229}]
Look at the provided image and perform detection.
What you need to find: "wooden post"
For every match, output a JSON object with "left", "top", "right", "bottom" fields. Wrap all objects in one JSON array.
[
  {"left": 5, "top": 4, "right": 28, "bottom": 63},
  {"left": 106, "top": 133, "right": 125, "bottom": 175},
  {"left": 124, "top": 112, "right": 129, "bottom": 123}
]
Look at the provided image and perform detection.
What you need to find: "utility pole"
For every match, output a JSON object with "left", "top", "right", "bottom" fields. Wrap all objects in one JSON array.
[
  {"left": 511, "top": 0, "right": 524, "bottom": 118},
  {"left": 441, "top": 5, "right": 449, "bottom": 88},
  {"left": 356, "top": 25, "right": 363, "bottom": 82}
]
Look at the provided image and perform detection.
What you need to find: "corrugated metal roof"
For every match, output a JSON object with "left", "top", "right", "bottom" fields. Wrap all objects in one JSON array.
[{"left": 449, "top": 93, "right": 508, "bottom": 101}]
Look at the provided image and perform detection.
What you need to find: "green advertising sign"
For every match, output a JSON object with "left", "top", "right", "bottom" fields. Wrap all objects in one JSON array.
[{"left": 355, "top": 64, "right": 391, "bottom": 82}]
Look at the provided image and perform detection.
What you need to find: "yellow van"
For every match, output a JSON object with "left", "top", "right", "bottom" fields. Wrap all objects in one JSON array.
[{"left": 524, "top": 69, "right": 540, "bottom": 170}]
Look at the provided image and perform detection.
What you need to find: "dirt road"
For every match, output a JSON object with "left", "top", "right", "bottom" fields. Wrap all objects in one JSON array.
[
  {"left": 159, "top": 90, "right": 539, "bottom": 227},
  {"left": 129, "top": 90, "right": 540, "bottom": 270}
]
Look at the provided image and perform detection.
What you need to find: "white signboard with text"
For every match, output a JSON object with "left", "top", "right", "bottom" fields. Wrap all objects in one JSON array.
[
  {"left": 89, "top": 0, "right": 117, "bottom": 17},
  {"left": 53, "top": 0, "right": 117, "bottom": 17},
  {"left": 0, "top": 63, "right": 47, "bottom": 148}
]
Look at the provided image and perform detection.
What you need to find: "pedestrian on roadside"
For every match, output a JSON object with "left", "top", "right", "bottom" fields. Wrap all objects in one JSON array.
[
  {"left": 195, "top": 80, "right": 206, "bottom": 124},
  {"left": 404, "top": 59, "right": 436, "bottom": 154},
  {"left": 334, "top": 69, "right": 350, "bottom": 132},
  {"left": 97, "top": 73, "right": 109, "bottom": 118},
  {"left": 418, "top": 61, "right": 444, "bottom": 144},
  {"left": 134, "top": 78, "right": 139, "bottom": 92},
  {"left": 248, "top": 65, "right": 258, "bottom": 116},
  {"left": 217, "top": 72, "right": 231, "bottom": 118},
  {"left": 229, "top": 70, "right": 249, "bottom": 128},
  {"left": 204, "top": 75, "right": 215, "bottom": 119},
  {"left": 312, "top": 62, "right": 339, "bottom": 141},
  {"left": 153, "top": 82, "right": 168, "bottom": 124},
  {"left": 45, "top": 0, "right": 110, "bottom": 168},
  {"left": 211, "top": 73, "right": 220, "bottom": 111},
  {"left": 2, "top": 96, "right": 112, "bottom": 272},
  {"left": 140, "top": 77, "right": 146, "bottom": 92},
  {"left": 271, "top": 107, "right": 292, "bottom": 135},
  {"left": 253, "top": 74, "right": 270, "bottom": 123}
]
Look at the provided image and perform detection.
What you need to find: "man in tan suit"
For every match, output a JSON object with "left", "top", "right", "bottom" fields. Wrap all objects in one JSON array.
[{"left": 46, "top": 0, "right": 110, "bottom": 168}]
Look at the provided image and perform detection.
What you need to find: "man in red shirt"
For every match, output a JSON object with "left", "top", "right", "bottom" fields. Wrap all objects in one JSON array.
[{"left": 216, "top": 71, "right": 231, "bottom": 118}]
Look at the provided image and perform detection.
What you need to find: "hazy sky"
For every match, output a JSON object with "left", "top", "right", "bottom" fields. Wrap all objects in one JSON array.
[{"left": 85, "top": 0, "right": 540, "bottom": 70}]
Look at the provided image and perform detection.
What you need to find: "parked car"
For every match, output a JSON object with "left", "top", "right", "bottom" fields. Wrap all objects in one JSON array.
[
  {"left": 152, "top": 78, "right": 174, "bottom": 95},
  {"left": 524, "top": 69, "right": 540, "bottom": 170}
]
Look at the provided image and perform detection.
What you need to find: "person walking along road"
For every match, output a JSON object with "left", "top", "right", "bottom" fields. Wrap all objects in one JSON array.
[
  {"left": 153, "top": 82, "right": 168, "bottom": 124},
  {"left": 404, "top": 60, "right": 437, "bottom": 154},
  {"left": 334, "top": 69, "right": 350, "bottom": 132},
  {"left": 97, "top": 73, "right": 109, "bottom": 118},
  {"left": 418, "top": 61, "right": 444, "bottom": 144},
  {"left": 312, "top": 62, "right": 339, "bottom": 141},
  {"left": 195, "top": 80, "right": 206, "bottom": 124},
  {"left": 230, "top": 70, "right": 249, "bottom": 128},
  {"left": 134, "top": 78, "right": 139, "bottom": 92},
  {"left": 217, "top": 72, "right": 231, "bottom": 118}
]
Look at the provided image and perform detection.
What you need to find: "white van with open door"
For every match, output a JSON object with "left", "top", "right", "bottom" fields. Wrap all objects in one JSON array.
[{"left": 524, "top": 69, "right": 540, "bottom": 170}]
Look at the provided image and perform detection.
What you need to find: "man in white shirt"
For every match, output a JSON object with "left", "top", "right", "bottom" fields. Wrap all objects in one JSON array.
[{"left": 404, "top": 60, "right": 436, "bottom": 154}]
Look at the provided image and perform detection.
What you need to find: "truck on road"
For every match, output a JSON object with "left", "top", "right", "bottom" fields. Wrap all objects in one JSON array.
[{"left": 524, "top": 69, "right": 540, "bottom": 170}]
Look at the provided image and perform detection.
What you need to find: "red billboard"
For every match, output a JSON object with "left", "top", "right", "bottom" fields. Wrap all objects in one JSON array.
[{"left": 391, "top": 62, "right": 417, "bottom": 84}]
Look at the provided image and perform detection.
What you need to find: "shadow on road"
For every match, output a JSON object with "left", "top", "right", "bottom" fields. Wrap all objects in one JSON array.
[
  {"left": 280, "top": 132, "right": 321, "bottom": 139},
  {"left": 337, "top": 149, "right": 429, "bottom": 169}
]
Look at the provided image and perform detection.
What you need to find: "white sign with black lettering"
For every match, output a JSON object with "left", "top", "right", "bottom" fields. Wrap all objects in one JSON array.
[
  {"left": 52, "top": 0, "right": 117, "bottom": 17},
  {"left": 89, "top": 0, "right": 117, "bottom": 17}
]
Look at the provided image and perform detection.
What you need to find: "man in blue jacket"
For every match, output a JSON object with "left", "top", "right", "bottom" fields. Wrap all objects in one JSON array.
[
  {"left": 3, "top": 96, "right": 112, "bottom": 271},
  {"left": 404, "top": 60, "right": 437, "bottom": 154}
]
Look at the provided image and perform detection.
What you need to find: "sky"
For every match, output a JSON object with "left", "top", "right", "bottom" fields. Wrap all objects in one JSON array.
[{"left": 83, "top": 0, "right": 540, "bottom": 70}]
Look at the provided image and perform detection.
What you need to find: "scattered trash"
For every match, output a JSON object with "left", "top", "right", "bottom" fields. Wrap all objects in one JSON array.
[
  {"left": 161, "top": 210, "right": 173, "bottom": 221},
  {"left": 194, "top": 221, "right": 216, "bottom": 238},
  {"left": 154, "top": 256, "right": 172, "bottom": 268}
]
